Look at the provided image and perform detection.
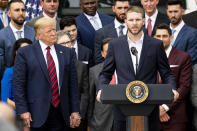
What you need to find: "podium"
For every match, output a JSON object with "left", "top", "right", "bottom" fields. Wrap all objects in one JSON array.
[{"left": 100, "top": 83, "right": 174, "bottom": 131}]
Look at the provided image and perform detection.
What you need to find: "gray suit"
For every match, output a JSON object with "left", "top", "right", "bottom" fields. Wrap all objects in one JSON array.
[
  {"left": 88, "top": 63, "right": 113, "bottom": 131},
  {"left": 25, "top": 14, "right": 60, "bottom": 30},
  {"left": 191, "top": 64, "right": 197, "bottom": 130}
]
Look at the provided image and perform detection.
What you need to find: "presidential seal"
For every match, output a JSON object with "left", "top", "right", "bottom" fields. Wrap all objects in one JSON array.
[{"left": 126, "top": 81, "right": 149, "bottom": 103}]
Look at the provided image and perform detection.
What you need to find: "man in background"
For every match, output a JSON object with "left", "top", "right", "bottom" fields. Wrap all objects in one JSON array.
[
  {"left": 76, "top": 0, "right": 113, "bottom": 51},
  {"left": 141, "top": 0, "right": 169, "bottom": 36},
  {"left": 153, "top": 23, "right": 192, "bottom": 131},
  {"left": 26, "top": 0, "right": 60, "bottom": 30},
  {"left": 94, "top": 0, "right": 130, "bottom": 64},
  {"left": 0, "top": 0, "right": 9, "bottom": 30},
  {"left": 88, "top": 38, "right": 113, "bottom": 131}
]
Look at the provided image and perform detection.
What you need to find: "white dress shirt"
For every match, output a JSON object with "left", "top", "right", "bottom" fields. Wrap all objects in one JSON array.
[
  {"left": 127, "top": 32, "right": 144, "bottom": 74},
  {"left": 84, "top": 12, "right": 102, "bottom": 30},
  {"left": 39, "top": 41, "right": 60, "bottom": 91},
  {"left": 170, "top": 20, "right": 185, "bottom": 42},
  {"left": 9, "top": 23, "right": 24, "bottom": 40},
  {"left": 114, "top": 18, "right": 127, "bottom": 37},
  {"left": 145, "top": 9, "right": 158, "bottom": 30}
]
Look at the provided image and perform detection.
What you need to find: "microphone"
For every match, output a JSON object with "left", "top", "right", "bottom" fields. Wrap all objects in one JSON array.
[
  {"left": 131, "top": 47, "right": 138, "bottom": 80},
  {"left": 131, "top": 47, "right": 138, "bottom": 56}
]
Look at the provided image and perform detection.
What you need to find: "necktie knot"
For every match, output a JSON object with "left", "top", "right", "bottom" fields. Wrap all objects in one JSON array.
[
  {"left": 16, "top": 31, "right": 22, "bottom": 39},
  {"left": 171, "top": 29, "right": 176, "bottom": 36},
  {"left": 148, "top": 18, "right": 151, "bottom": 22},
  {"left": 119, "top": 25, "right": 125, "bottom": 36},
  {"left": 46, "top": 46, "right": 51, "bottom": 51}
]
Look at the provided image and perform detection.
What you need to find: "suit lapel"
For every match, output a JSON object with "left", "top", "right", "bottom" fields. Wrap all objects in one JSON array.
[
  {"left": 81, "top": 13, "right": 95, "bottom": 33},
  {"left": 173, "top": 25, "right": 186, "bottom": 47},
  {"left": 54, "top": 44, "right": 64, "bottom": 88},
  {"left": 33, "top": 41, "right": 50, "bottom": 83},
  {"left": 168, "top": 47, "right": 176, "bottom": 65},
  {"left": 6, "top": 26, "right": 16, "bottom": 44},
  {"left": 138, "top": 34, "right": 150, "bottom": 73},
  {"left": 109, "top": 22, "right": 118, "bottom": 38},
  {"left": 121, "top": 36, "right": 135, "bottom": 74}
]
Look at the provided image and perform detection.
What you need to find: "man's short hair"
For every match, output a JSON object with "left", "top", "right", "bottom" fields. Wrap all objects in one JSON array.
[
  {"left": 57, "top": 30, "right": 72, "bottom": 41},
  {"left": 34, "top": 17, "right": 56, "bottom": 35},
  {"left": 60, "top": 16, "right": 76, "bottom": 30},
  {"left": 153, "top": 23, "right": 172, "bottom": 36},
  {"left": 113, "top": 0, "right": 131, "bottom": 5},
  {"left": 7, "top": 0, "right": 24, "bottom": 11},
  {"left": 167, "top": 0, "right": 183, "bottom": 8},
  {"left": 101, "top": 38, "right": 112, "bottom": 51},
  {"left": 126, "top": 6, "right": 145, "bottom": 18}
]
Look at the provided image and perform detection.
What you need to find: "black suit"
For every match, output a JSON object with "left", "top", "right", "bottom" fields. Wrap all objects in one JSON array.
[
  {"left": 94, "top": 22, "right": 118, "bottom": 64},
  {"left": 183, "top": 11, "right": 197, "bottom": 29},
  {"left": 67, "top": 60, "right": 89, "bottom": 131},
  {"left": 78, "top": 43, "right": 94, "bottom": 67}
]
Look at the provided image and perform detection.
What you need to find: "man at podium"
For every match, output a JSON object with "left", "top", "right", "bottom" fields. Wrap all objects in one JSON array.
[{"left": 97, "top": 6, "right": 179, "bottom": 131}]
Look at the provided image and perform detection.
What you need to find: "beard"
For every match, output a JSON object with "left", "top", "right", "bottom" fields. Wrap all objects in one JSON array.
[
  {"left": 128, "top": 26, "right": 143, "bottom": 36},
  {"left": 170, "top": 16, "right": 182, "bottom": 26},
  {"left": 115, "top": 13, "right": 126, "bottom": 23},
  {"left": 13, "top": 17, "right": 25, "bottom": 26}
]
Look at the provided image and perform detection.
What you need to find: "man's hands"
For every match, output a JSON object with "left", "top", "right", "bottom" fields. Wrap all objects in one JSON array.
[
  {"left": 20, "top": 112, "right": 32, "bottom": 127},
  {"left": 96, "top": 90, "right": 102, "bottom": 103},
  {"left": 159, "top": 106, "right": 170, "bottom": 122},
  {"left": 70, "top": 112, "right": 81, "bottom": 128},
  {"left": 172, "top": 89, "right": 179, "bottom": 102}
]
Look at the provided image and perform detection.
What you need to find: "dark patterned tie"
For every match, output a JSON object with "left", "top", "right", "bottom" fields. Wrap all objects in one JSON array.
[{"left": 46, "top": 46, "right": 60, "bottom": 107}]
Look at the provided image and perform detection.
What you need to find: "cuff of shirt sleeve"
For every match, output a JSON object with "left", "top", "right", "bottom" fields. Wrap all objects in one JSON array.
[{"left": 162, "top": 104, "right": 169, "bottom": 112}]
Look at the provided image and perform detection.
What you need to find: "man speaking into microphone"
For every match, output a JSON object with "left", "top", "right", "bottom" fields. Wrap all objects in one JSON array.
[{"left": 96, "top": 6, "right": 179, "bottom": 131}]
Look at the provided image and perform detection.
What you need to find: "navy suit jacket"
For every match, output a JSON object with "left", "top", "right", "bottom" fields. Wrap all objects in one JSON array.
[
  {"left": 173, "top": 24, "right": 197, "bottom": 65},
  {"left": 76, "top": 12, "right": 113, "bottom": 51},
  {"left": 0, "top": 25, "right": 34, "bottom": 81},
  {"left": 13, "top": 41, "right": 80, "bottom": 128},
  {"left": 98, "top": 34, "right": 176, "bottom": 122},
  {"left": 78, "top": 43, "right": 93, "bottom": 67}
]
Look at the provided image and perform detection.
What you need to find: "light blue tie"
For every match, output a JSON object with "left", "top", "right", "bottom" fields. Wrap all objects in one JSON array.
[
  {"left": 91, "top": 17, "right": 100, "bottom": 30},
  {"left": 16, "top": 31, "right": 22, "bottom": 40},
  {"left": 170, "top": 29, "right": 176, "bottom": 46}
]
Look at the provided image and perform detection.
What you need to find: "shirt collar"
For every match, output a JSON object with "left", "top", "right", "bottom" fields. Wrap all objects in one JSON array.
[
  {"left": 127, "top": 32, "right": 144, "bottom": 47},
  {"left": 39, "top": 40, "right": 55, "bottom": 51},
  {"left": 9, "top": 22, "right": 24, "bottom": 33},
  {"left": 145, "top": 9, "right": 158, "bottom": 22},
  {"left": 165, "top": 45, "right": 172, "bottom": 58},
  {"left": 71, "top": 40, "right": 78, "bottom": 49},
  {"left": 114, "top": 18, "right": 126, "bottom": 29},
  {"left": 84, "top": 11, "right": 99, "bottom": 20},
  {"left": 170, "top": 20, "right": 185, "bottom": 32},
  {"left": 43, "top": 12, "right": 57, "bottom": 20},
  {"left": 0, "top": 8, "right": 7, "bottom": 14}
]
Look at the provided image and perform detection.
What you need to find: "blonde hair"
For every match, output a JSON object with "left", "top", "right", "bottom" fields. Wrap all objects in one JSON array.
[
  {"left": 126, "top": 6, "right": 145, "bottom": 19},
  {"left": 34, "top": 17, "right": 56, "bottom": 35}
]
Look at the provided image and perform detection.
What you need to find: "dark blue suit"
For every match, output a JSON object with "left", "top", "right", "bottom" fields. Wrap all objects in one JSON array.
[
  {"left": 76, "top": 12, "right": 113, "bottom": 51},
  {"left": 0, "top": 25, "right": 34, "bottom": 82},
  {"left": 173, "top": 24, "right": 197, "bottom": 65},
  {"left": 13, "top": 41, "right": 80, "bottom": 128},
  {"left": 98, "top": 34, "right": 176, "bottom": 131}
]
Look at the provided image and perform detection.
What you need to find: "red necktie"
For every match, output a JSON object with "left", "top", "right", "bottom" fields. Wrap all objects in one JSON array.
[
  {"left": 110, "top": 74, "right": 116, "bottom": 84},
  {"left": 46, "top": 47, "right": 60, "bottom": 107},
  {"left": 147, "top": 18, "right": 152, "bottom": 36}
]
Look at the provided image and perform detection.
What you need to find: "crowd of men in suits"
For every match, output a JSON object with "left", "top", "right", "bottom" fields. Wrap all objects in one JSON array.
[{"left": 0, "top": 0, "right": 197, "bottom": 131}]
